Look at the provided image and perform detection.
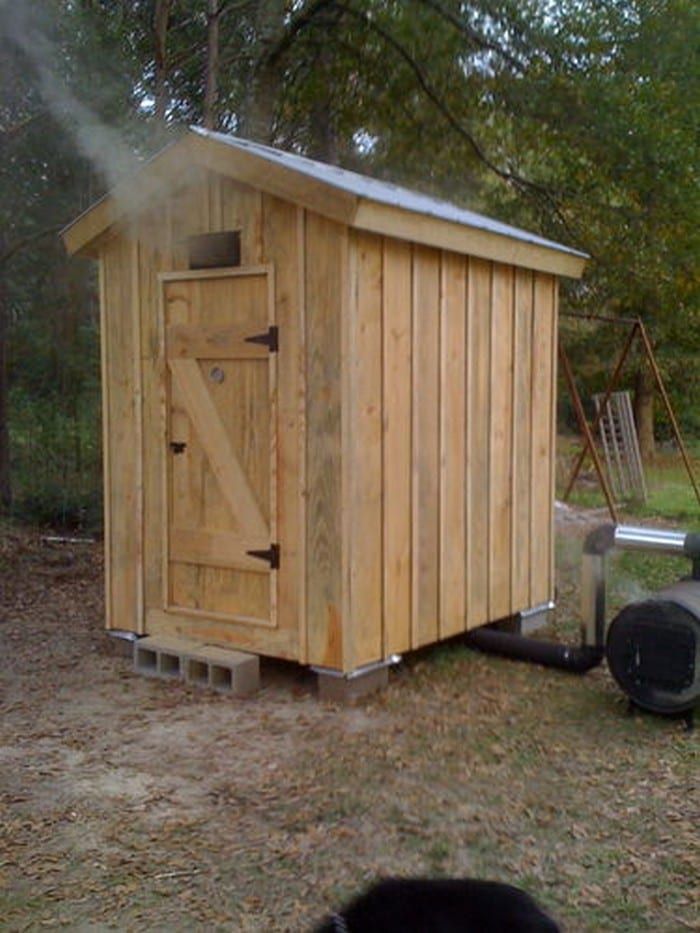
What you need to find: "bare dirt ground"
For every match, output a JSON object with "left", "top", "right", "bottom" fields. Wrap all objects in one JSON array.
[{"left": 1, "top": 514, "right": 698, "bottom": 932}]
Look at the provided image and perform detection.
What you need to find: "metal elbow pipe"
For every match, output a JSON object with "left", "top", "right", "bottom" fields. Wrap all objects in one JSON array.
[
  {"left": 582, "top": 524, "right": 700, "bottom": 647},
  {"left": 467, "top": 523, "right": 699, "bottom": 676}
]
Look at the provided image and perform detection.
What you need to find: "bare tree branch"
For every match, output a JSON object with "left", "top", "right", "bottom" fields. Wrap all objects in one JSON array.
[
  {"left": 416, "top": 0, "right": 527, "bottom": 74},
  {"left": 261, "top": 0, "right": 339, "bottom": 70},
  {"left": 334, "top": 2, "right": 579, "bottom": 242}
]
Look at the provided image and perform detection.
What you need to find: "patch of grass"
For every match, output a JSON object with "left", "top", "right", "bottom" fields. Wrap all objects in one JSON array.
[
  {"left": 609, "top": 550, "right": 690, "bottom": 613},
  {"left": 558, "top": 436, "right": 700, "bottom": 524},
  {"left": 425, "top": 837, "right": 452, "bottom": 874}
]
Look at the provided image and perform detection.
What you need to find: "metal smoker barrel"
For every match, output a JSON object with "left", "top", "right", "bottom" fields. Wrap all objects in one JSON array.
[{"left": 606, "top": 579, "right": 700, "bottom": 716}]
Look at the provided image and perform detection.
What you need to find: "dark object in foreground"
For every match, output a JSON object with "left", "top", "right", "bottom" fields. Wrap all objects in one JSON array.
[{"left": 313, "top": 878, "right": 560, "bottom": 932}]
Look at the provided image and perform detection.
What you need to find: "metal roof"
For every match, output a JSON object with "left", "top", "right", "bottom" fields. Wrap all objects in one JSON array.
[{"left": 192, "top": 126, "right": 587, "bottom": 260}]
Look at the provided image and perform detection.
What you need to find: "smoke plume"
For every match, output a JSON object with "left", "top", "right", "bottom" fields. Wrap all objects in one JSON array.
[{"left": 0, "top": 0, "right": 138, "bottom": 192}]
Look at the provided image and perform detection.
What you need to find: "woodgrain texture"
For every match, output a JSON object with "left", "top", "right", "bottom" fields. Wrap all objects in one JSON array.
[
  {"left": 346, "top": 231, "right": 384, "bottom": 668},
  {"left": 263, "top": 196, "right": 305, "bottom": 662},
  {"left": 439, "top": 251, "right": 468, "bottom": 638},
  {"left": 382, "top": 238, "right": 413, "bottom": 655},
  {"left": 95, "top": 164, "right": 561, "bottom": 671},
  {"left": 411, "top": 246, "right": 441, "bottom": 648},
  {"left": 101, "top": 235, "right": 142, "bottom": 632},
  {"left": 511, "top": 268, "right": 534, "bottom": 610},
  {"left": 466, "top": 257, "right": 492, "bottom": 629},
  {"left": 163, "top": 273, "right": 273, "bottom": 625},
  {"left": 489, "top": 263, "right": 514, "bottom": 620},
  {"left": 305, "top": 212, "right": 345, "bottom": 668},
  {"left": 530, "top": 273, "right": 556, "bottom": 606}
]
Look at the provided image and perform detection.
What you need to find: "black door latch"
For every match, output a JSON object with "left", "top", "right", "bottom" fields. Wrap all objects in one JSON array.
[{"left": 169, "top": 441, "right": 187, "bottom": 454}]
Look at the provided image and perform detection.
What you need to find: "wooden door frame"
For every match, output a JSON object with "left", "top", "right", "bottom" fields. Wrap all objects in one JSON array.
[{"left": 158, "top": 264, "right": 278, "bottom": 628}]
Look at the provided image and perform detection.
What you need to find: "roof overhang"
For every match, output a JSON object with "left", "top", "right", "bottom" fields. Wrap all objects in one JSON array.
[{"left": 62, "top": 128, "right": 587, "bottom": 278}]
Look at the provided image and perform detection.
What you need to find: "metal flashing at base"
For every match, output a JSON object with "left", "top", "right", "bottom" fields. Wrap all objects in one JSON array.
[
  {"left": 520, "top": 601, "right": 556, "bottom": 620},
  {"left": 311, "top": 654, "right": 402, "bottom": 681},
  {"left": 519, "top": 601, "right": 555, "bottom": 635},
  {"left": 106, "top": 629, "right": 140, "bottom": 643}
]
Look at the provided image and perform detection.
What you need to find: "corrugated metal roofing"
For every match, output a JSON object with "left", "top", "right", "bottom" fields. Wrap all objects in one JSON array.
[{"left": 192, "top": 126, "right": 587, "bottom": 260}]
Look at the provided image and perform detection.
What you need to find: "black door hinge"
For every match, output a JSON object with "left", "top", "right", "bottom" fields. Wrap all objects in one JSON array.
[
  {"left": 245, "top": 325, "right": 278, "bottom": 353},
  {"left": 246, "top": 543, "right": 280, "bottom": 570}
]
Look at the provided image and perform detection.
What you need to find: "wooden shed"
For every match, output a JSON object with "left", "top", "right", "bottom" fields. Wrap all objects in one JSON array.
[{"left": 63, "top": 127, "right": 587, "bottom": 682}]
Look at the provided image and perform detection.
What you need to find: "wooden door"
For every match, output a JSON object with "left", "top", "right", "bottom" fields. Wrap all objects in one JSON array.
[{"left": 163, "top": 269, "right": 277, "bottom": 628}]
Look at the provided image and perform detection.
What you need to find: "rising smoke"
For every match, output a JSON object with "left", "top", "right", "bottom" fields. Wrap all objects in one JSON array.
[{"left": 0, "top": 0, "right": 138, "bottom": 192}]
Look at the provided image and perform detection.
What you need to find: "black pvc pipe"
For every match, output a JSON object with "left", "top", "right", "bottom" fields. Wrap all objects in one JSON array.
[
  {"left": 464, "top": 522, "right": 699, "bottom": 675},
  {"left": 464, "top": 628, "right": 604, "bottom": 674}
]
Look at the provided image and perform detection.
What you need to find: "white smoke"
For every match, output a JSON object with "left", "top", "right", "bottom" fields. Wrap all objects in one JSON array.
[{"left": 0, "top": 0, "right": 137, "bottom": 191}]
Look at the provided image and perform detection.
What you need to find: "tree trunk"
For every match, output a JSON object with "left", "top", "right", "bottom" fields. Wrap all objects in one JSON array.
[
  {"left": 203, "top": 0, "right": 220, "bottom": 129},
  {"left": 240, "top": 0, "right": 287, "bottom": 142},
  {"left": 634, "top": 365, "right": 656, "bottom": 464},
  {"left": 308, "top": 43, "right": 338, "bottom": 163},
  {"left": 309, "top": 95, "right": 338, "bottom": 163},
  {"left": 0, "top": 233, "right": 11, "bottom": 510},
  {"left": 153, "top": 0, "right": 174, "bottom": 122}
]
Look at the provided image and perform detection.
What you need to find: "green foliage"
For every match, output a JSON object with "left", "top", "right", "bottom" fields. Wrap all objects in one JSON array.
[
  {"left": 9, "top": 386, "right": 102, "bottom": 529},
  {"left": 0, "top": 0, "right": 697, "bottom": 522}
]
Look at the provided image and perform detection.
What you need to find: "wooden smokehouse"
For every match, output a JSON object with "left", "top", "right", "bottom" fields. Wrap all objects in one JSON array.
[{"left": 63, "top": 127, "right": 586, "bottom": 686}]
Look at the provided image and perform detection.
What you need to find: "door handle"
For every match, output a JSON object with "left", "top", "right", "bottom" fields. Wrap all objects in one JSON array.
[{"left": 169, "top": 442, "right": 187, "bottom": 454}]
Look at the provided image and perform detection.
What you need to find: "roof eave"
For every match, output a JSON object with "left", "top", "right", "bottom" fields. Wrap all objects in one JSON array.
[
  {"left": 62, "top": 128, "right": 588, "bottom": 279},
  {"left": 61, "top": 134, "right": 200, "bottom": 257},
  {"left": 188, "top": 131, "right": 359, "bottom": 224},
  {"left": 353, "top": 199, "right": 587, "bottom": 279}
]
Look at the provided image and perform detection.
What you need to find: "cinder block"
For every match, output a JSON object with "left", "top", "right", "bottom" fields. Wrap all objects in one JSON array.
[
  {"left": 134, "top": 643, "right": 159, "bottom": 676},
  {"left": 317, "top": 665, "right": 389, "bottom": 703},
  {"left": 133, "top": 634, "right": 205, "bottom": 680},
  {"left": 185, "top": 658, "right": 210, "bottom": 687},
  {"left": 157, "top": 652, "right": 182, "bottom": 677},
  {"left": 184, "top": 645, "right": 260, "bottom": 697}
]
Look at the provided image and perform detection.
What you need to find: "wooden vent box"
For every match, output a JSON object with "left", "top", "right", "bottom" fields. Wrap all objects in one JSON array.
[{"left": 62, "top": 128, "right": 586, "bottom": 675}]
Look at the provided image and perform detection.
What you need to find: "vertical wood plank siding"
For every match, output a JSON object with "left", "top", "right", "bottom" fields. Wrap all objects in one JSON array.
[
  {"left": 382, "top": 239, "right": 413, "bottom": 656},
  {"left": 263, "top": 196, "right": 306, "bottom": 662},
  {"left": 346, "top": 232, "right": 384, "bottom": 668},
  {"left": 489, "top": 264, "right": 514, "bottom": 619},
  {"left": 100, "top": 167, "right": 558, "bottom": 669},
  {"left": 122, "top": 170, "right": 303, "bottom": 658},
  {"left": 511, "top": 269, "right": 534, "bottom": 609},
  {"left": 439, "top": 252, "right": 467, "bottom": 639},
  {"left": 411, "top": 246, "right": 441, "bottom": 649},
  {"left": 530, "top": 273, "right": 556, "bottom": 606},
  {"left": 305, "top": 212, "right": 345, "bottom": 667},
  {"left": 101, "top": 235, "right": 142, "bottom": 631},
  {"left": 347, "top": 237, "right": 557, "bottom": 663},
  {"left": 466, "top": 258, "right": 492, "bottom": 629}
]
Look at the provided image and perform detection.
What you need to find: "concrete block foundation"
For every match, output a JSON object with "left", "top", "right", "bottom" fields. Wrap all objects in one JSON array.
[
  {"left": 132, "top": 636, "right": 259, "bottom": 696},
  {"left": 184, "top": 646, "right": 260, "bottom": 697},
  {"left": 316, "top": 664, "right": 389, "bottom": 703}
]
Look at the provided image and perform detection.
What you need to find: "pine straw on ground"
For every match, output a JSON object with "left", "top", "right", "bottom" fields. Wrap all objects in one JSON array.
[{"left": 0, "top": 520, "right": 697, "bottom": 932}]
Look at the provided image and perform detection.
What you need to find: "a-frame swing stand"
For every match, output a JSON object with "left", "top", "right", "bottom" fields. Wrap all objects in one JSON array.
[{"left": 559, "top": 313, "right": 700, "bottom": 523}]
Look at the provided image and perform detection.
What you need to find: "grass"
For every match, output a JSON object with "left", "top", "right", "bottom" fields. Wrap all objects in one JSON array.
[{"left": 558, "top": 434, "right": 700, "bottom": 524}]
